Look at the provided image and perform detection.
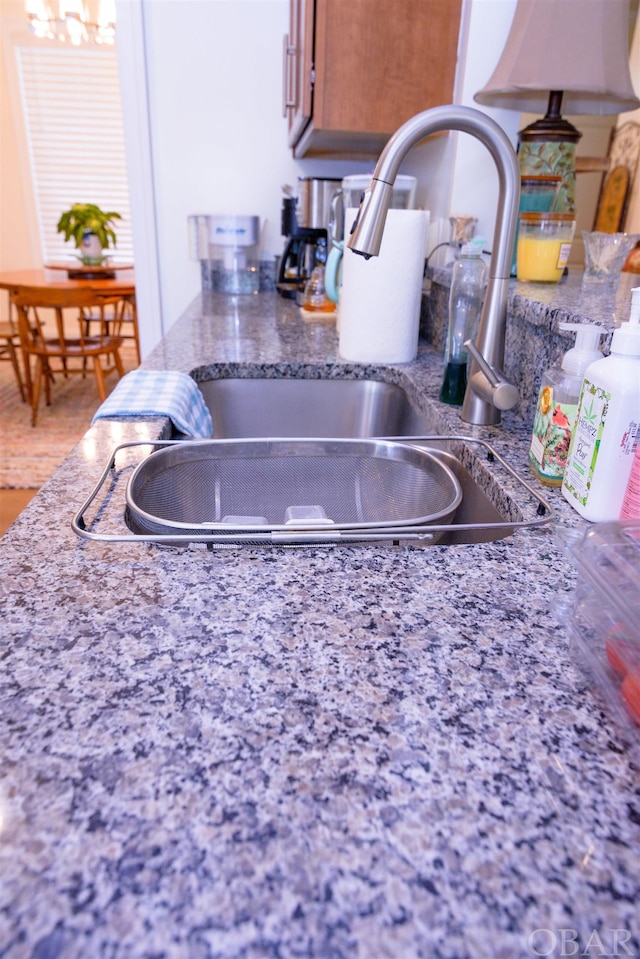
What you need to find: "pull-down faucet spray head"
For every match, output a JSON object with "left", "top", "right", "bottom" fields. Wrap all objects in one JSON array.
[{"left": 348, "top": 104, "right": 520, "bottom": 427}]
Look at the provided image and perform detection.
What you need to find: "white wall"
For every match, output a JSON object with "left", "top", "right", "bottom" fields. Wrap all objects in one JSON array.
[
  {"left": 118, "top": 0, "right": 374, "bottom": 343},
  {"left": 117, "top": 0, "right": 525, "bottom": 351},
  {"left": 0, "top": 0, "right": 51, "bottom": 271},
  {"left": 447, "top": 0, "right": 519, "bottom": 238}
]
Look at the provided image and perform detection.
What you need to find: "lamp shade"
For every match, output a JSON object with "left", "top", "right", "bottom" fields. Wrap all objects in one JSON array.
[{"left": 475, "top": 0, "right": 640, "bottom": 116}]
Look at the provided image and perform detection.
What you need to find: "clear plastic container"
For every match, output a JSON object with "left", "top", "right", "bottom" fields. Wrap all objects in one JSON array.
[
  {"left": 562, "top": 521, "right": 640, "bottom": 744},
  {"left": 621, "top": 446, "right": 640, "bottom": 520},
  {"left": 517, "top": 212, "right": 576, "bottom": 283}
]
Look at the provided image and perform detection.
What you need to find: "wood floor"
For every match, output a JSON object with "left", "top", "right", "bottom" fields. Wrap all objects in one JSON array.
[{"left": 0, "top": 489, "right": 37, "bottom": 536}]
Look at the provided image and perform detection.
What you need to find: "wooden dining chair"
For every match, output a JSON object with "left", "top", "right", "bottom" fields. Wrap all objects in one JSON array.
[
  {"left": 80, "top": 292, "right": 140, "bottom": 364},
  {"left": 0, "top": 316, "right": 26, "bottom": 402},
  {"left": 11, "top": 286, "right": 126, "bottom": 426}
]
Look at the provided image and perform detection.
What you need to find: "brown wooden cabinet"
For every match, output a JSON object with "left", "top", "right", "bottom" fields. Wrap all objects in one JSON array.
[{"left": 283, "top": 0, "right": 463, "bottom": 159}]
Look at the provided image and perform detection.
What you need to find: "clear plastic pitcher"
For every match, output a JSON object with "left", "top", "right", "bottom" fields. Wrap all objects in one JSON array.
[{"left": 189, "top": 214, "right": 260, "bottom": 294}]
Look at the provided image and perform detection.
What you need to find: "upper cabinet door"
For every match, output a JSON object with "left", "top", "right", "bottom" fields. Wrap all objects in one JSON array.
[
  {"left": 284, "top": 0, "right": 314, "bottom": 148},
  {"left": 287, "top": 0, "right": 463, "bottom": 159}
]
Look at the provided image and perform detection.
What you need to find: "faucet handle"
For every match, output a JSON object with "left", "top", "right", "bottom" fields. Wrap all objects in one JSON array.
[{"left": 464, "top": 339, "right": 519, "bottom": 412}]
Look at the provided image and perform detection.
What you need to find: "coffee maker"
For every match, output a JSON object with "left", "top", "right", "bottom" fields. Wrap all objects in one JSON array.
[{"left": 277, "top": 177, "right": 342, "bottom": 299}]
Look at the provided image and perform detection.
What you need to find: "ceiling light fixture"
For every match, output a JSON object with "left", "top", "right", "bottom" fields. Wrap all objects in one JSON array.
[{"left": 24, "top": 0, "right": 116, "bottom": 46}]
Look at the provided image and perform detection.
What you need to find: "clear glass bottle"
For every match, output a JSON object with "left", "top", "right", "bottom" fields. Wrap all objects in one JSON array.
[
  {"left": 439, "top": 237, "right": 487, "bottom": 405},
  {"left": 302, "top": 237, "right": 335, "bottom": 313}
]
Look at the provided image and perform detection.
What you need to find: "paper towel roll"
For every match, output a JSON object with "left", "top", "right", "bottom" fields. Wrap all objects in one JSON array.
[{"left": 338, "top": 208, "right": 429, "bottom": 363}]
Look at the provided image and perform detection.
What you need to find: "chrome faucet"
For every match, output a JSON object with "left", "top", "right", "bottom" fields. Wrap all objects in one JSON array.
[{"left": 347, "top": 105, "right": 520, "bottom": 426}]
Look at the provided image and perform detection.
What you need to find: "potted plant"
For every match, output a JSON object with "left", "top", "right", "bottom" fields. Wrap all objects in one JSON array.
[{"left": 56, "top": 203, "right": 122, "bottom": 265}]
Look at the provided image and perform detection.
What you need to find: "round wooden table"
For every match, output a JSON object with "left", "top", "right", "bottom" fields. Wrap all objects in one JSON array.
[
  {"left": 0, "top": 267, "right": 135, "bottom": 296},
  {"left": 0, "top": 268, "right": 139, "bottom": 364},
  {"left": 44, "top": 260, "right": 135, "bottom": 280}
]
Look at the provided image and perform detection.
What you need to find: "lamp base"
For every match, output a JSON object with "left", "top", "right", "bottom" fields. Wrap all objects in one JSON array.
[
  {"left": 517, "top": 92, "right": 582, "bottom": 214},
  {"left": 519, "top": 113, "right": 581, "bottom": 143}
]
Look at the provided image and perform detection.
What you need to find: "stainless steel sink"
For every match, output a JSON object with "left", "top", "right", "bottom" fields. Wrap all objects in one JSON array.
[
  {"left": 193, "top": 376, "right": 552, "bottom": 545},
  {"left": 73, "top": 376, "right": 552, "bottom": 547},
  {"left": 198, "top": 377, "right": 431, "bottom": 439}
]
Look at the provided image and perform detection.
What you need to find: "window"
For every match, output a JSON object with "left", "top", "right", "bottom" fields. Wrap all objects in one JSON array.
[{"left": 16, "top": 44, "right": 132, "bottom": 263}]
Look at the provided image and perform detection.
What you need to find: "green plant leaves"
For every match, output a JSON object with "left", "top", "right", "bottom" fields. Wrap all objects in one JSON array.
[{"left": 56, "top": 203, "right": 122, "bottom": 250}]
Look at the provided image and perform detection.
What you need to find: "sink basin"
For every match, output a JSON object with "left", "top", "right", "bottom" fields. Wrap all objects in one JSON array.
[
  {"left": 191, "top": 375, "right": 551, "bottom": 545},
  {"left": 73, "top": 375, "right": 552, "bottom": 547},
  {"left": 198, "top": 377, "right": 431, "bottom": 439}
]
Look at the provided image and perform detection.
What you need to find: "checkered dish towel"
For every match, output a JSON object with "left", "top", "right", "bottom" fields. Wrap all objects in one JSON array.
[{"left": 92, "top": 370, "right": 213, "bottom": 439}]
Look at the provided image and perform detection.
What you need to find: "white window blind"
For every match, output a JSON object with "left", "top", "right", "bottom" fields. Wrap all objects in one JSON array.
[{"left": 16, "top": 45, "right": 133, "bottom": 264}]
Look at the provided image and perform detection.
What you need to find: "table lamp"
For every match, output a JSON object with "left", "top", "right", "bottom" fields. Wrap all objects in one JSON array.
[{"left": 474, "top": 0, "right": 640, "bottom": 213}]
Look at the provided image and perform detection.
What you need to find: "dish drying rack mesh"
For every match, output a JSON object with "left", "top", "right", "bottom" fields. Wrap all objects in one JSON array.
[
  {"left": 125, "top": 439, "right": 461, "bottom": 536},
  {"left": 72, "top": 436, "right": 553, "bottom": 547}
]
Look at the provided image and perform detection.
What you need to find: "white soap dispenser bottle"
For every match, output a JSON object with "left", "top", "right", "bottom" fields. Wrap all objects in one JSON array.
[
  {"left": 562, "top": 287, "right": 640, "bottom": 522},
  {"left": 529, "top": 323, "right": 604, "bottom": 486}
]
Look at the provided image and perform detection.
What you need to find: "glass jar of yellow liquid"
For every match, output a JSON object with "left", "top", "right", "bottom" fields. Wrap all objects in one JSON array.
[{"left": 517, "top": 212, "right": 576, "bottom": 283}]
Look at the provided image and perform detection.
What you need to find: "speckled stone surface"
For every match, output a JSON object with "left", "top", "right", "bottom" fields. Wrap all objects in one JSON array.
[
  {"left": 1, "top": 277, "right": 638, "bottom": 959},
  {"left": 423, "top": 268, "right": 639, "bottom": 425}
]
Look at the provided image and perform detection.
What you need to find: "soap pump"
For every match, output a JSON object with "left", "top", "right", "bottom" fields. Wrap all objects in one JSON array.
[
  {"left": 529, "top": 322, "right": 604, "bottom": 486},
  {"left": 562, "top": 287, "right": 640, "bottom": 522}
]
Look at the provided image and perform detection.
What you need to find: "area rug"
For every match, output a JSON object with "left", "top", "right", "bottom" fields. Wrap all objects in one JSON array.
[{"left": 0, "top": 343, "right": 138, "bottom": 489}]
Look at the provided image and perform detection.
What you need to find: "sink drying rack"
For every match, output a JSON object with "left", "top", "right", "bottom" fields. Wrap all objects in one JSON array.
[{"left": 71, "top": 435, "right": 554, "bottom": 548}]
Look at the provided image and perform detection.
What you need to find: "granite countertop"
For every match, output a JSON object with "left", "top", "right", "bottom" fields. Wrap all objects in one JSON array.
[{"left": 1, "top": 278, "right": 638, "bottom": 959}]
